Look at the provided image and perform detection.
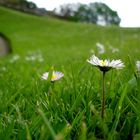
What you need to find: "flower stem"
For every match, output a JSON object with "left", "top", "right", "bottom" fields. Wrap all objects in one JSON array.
[{"left": 101, "top": 71, "right": 106, "bottom": 119}]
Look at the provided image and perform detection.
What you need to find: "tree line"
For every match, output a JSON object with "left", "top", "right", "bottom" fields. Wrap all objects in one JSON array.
[
  {"left": 0, "top": 0, "right": 121, "bottom": 26},
  {"left": 0, "top": 0, "right": 47, "bottom": 15},
  {"left": 53, "top": 2, "right": 121, "bottom": 26}
]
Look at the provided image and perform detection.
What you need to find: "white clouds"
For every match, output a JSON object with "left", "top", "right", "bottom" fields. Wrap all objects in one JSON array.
[{"left": 27, "top": 0, "right": 140, "bottom": 27}]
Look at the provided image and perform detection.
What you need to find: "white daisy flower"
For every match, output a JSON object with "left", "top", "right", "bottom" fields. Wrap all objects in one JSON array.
[
  {"left": 25, "top": 54, "right": 44, "bottom": 62},
  {"left": 109, "top": 46, "right": 119, "bottom": 53},
  {"left": 136, "top": 61, "right": 140, "bottom": 72},
  {"left": 96, "top": 42, "right": 105, "bottom": 54},
  {"left": 9, "top": 54, "right": 20, "bottom": 63},
  {"left": 87, "top": 55, "right": 125, "bottom": 72},
  {"left": 41, "top": 71, "right": 64, "bottom": 82},
  {"left": 136, "top": 61, "right": 140, "bottom": 77}
]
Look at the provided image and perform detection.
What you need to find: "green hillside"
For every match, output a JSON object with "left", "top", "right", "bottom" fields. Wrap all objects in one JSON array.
[
  {"left": 0, "top": 6, "right": 140, "bottom": 140},
  {"left": 1, "top": 6, "right": 140, "bottom": 63}
]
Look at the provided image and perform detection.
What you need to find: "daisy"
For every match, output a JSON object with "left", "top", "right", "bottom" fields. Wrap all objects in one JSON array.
[
  {"left": 9, "top": 54, "right": 20, "bottom": 63},
  {"left": 87, "top": 55, "right": 124, "bottom": 72},
  {"left": 136, "top": 61, "right": 140, "bottom": 72},
  {"left": 96, "top": 42, "right": 105, "bottom": 54},
  {"left": 87, "top": 55, "right": 124, "bottom": 119},
  {"left": 41, "top": 71, "right": 64, "bottom": 82},
  {"left": 136, "top": 61, "right": 140, "bottom": 77}
]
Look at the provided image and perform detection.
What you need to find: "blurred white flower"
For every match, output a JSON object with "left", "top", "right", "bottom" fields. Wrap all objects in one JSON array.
[
  {"left": 0, "top": 66, "right": 6, "bottom": 72},
  {"left": 109, "top": 46, "right": 119, "bottom": 53},
  {"left": 96, "top": 42, "right": 105, "bottom": 54},
  {"left": 25, "top": 56, "right": 36, "bottom": 61},
  {"left": 136, "top": 61, "right": 140, "bottom": 77},
  {"left": 25, "top": 52, "right": 44, "bottom": 62},
  {"left": 112, "top": 48, "right": 119, "bottom": 53},
  {"left": 9, "top": 54, "right": 20, "bottom": 63},
  {"left": 136, "top": 61, "right": 140, "bottom": 71},
  {"left": 87, "top": 55, "right": 125, "bottom": 72},
  {"left": 38, "top": 57, "right": 44, "bottom": 62},
  {"left": 90, "top": 49, "right": 94, "bottom": 54},
  {"left": 41, "top": 71, "right": 64, "bottom": 82}
]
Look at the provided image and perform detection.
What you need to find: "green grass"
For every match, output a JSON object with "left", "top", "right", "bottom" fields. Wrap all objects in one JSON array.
[{"left": 0, "top": 6, "right": 140, "bottom": 140}]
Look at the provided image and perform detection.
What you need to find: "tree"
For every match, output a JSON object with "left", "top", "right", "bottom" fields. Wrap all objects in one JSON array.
[
  {"left": 54, "top": 2, "right": 121, "bottom": 26},
  {"left": 89, "top": 3, "right": 120, "bottom": 25},
  {"left": 74, "top": 4, "right": 97, "bottom": 23},
  {"left": 55, "top": 3, "right": 79, "bottom": 21}
]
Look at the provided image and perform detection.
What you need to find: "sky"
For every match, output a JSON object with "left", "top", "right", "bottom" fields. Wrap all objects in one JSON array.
[{"left": 27, "top": 0, "right": 140, "bottom": 27}]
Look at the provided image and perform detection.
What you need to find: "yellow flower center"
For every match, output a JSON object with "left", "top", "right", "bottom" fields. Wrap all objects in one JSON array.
[
  {"left": 101, "top": 60, "right": 106, "bottom": 66},
  {"left": 52, "top": 75, "right": 57, "bottom": 80}
]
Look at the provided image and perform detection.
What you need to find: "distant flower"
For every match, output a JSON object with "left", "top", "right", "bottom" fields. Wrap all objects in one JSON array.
[
  {"left": 25, "top": 51, "right": 44, "bottom": 62},
  {"left": 96, "top": 42, "right": 105, "bottom": 54},
  {"left": 1, "top": 66, "right": 6, "bottom": 71},
  {"left": 87, "top": 55, "right": 125, "bottom": 72},
  {"left": 136, "top": 61, "right": 140, "bottom": 71},
  {"left": 109, "top": 46, "right": 119, "bottom": 53},
  {"left": 41, "top": 71, "right": 64, "bottom": 82},
  {"left": 136, "top": 61, "right": 140, "bottom": 77},
  {"left": 25, "top": 56, "right": 36, "bottom": 61},
  {"left": 111, "top": 47, "right": 119, "bottom": 53},
  {"left": 9, "top": 54, "right": 20, "bottom": 63},
  {"left": 90, "top": 49, "right": 95, "bottom": 54}
]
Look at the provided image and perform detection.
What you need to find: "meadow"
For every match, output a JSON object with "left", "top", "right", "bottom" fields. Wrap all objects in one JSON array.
[{"left": 0, "top": 6, "right": 140, "bottom": 140}]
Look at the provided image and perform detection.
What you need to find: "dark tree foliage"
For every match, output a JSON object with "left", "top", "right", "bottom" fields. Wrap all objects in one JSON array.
[
  {"left": 0, "top": 0, "right": 37, "bottom": 9},
  {"left": 54, "top": 2, "right": 121, "bottom": 26},
  {"left": 0, "top": 0, "right": 46, "bottom": 15}
]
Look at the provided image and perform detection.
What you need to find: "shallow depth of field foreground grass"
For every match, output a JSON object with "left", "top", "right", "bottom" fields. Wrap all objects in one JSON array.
[{"left": 0, "top": 6, "right": 140, "bottom": 140}]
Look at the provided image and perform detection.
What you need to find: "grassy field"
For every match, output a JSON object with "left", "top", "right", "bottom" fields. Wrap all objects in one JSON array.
[{"left": 0, "top": 6, "right": 140, "bottom": 140}]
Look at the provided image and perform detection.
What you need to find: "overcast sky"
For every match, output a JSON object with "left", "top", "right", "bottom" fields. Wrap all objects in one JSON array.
[{"left": 27, "top": 0, "right": 140, "bottom": 27}]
